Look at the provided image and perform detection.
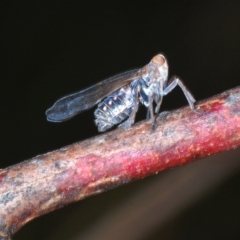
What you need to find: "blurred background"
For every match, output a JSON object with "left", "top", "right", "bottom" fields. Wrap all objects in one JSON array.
[{"left": 1, "top": 1, "right": 240, "bottom": 239}]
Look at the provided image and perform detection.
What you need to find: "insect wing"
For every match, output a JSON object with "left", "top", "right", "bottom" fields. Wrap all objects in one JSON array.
[{"left": 46, "top": 68, "right": 142, "bottom": 122}]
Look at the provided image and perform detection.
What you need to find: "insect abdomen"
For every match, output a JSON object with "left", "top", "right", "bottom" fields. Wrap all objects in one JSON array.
[{"left": 94, "top": 86, "right": 134, "bottom": 132}]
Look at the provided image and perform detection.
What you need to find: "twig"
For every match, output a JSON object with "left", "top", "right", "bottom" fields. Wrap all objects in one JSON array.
[{"left": 1, "top": 86, "right": 240, "bottom": 239}]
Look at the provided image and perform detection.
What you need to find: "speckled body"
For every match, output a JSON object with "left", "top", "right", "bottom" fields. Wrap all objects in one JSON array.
[{"left": 94, "top": 86, "right": 135, "bottom": 132}]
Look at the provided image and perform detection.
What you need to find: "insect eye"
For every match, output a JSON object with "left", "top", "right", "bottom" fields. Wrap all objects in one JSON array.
[{"left": 152, "top": 54, "right": 166, "bottom": 66}]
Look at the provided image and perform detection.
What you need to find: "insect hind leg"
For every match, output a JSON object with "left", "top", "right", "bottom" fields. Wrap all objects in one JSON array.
[
  {"left": 155, "top": 95, "right": 163, "bottom": 115},
  {"left": 163, "top": 76, "right": 196, "bottom": 110},
  {"left": 148, "top": 95, "right": 158, "bottom": 130}
]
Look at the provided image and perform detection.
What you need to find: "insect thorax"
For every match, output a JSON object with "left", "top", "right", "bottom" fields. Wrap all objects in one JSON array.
[
  {"left": 94, "top": 86, "right": 135, "bottom": 132},
  {"left": 137, "top": 62, "right": 167, "bottom": 108}
]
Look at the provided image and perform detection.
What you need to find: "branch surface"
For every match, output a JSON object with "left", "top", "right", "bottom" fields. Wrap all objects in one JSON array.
[{"left": 1, "top": 86, "right": 240, "bottom": 239}]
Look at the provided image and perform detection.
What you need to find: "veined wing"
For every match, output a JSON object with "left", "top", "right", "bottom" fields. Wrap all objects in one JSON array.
[{"left": 46, "top": 68, "right": 142, "bottom": 122}]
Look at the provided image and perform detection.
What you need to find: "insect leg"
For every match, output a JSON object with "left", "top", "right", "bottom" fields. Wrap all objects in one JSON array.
[
  {"left": 148, "top": 95, "right": 157, "bottom": 129},
  {"left": 155, "top": 95, "right": 163, "bottom": 115},
  {"left": 163, "top": 76, "right": 196, "bottom": 110},
  {"left": 146, "top": 108, "right": 150, "bottom": 119}
]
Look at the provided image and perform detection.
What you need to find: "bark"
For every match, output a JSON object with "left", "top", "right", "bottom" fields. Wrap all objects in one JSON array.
[{"left": 1, "top": 86, "right": 240, "bottom": 239}]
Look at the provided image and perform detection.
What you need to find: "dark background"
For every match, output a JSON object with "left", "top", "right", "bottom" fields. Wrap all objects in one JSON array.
[{"left": 1, "top": 1, "right": 240, "bottom": 239}]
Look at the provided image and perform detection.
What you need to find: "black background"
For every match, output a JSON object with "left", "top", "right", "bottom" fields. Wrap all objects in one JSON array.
[{"left": 1, "top": 1, "right": 240, "bottom": 240}]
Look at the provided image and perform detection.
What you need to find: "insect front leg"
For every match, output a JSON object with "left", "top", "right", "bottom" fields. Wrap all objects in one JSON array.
[{"left": 163, "top": 76, "right": 196, "bottom": 110}]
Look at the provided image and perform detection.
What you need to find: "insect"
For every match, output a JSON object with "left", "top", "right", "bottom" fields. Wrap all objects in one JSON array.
[{"left": 46, "top": 54, "right": 196, "bottom": 132}]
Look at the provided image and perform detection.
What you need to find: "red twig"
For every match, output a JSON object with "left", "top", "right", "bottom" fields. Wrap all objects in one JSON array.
[{"left": 1, "top": 86, "right": 240, "bottom": 239}]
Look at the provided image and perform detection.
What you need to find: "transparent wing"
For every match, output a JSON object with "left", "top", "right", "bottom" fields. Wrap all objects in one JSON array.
[{"left": 46, "top": 68, "right": 142, "bottom": 122}]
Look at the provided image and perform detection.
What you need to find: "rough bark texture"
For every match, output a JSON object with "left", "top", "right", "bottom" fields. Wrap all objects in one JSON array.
[{"left": 1, "top": 86, "right": 240, "bottom": 239}]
